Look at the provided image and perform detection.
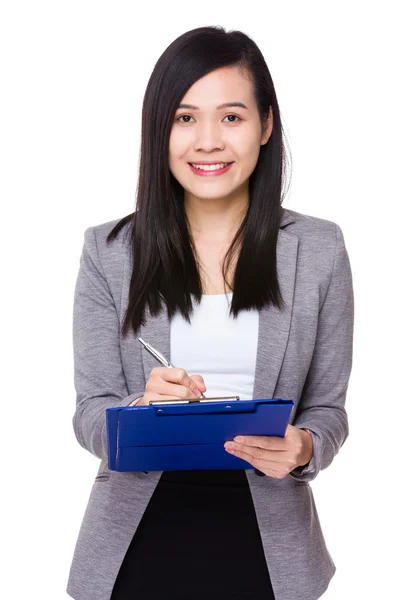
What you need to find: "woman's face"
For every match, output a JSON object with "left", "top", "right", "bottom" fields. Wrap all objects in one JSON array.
[{"left": 169, "top": 66, "right": 272, "bottom": 205}]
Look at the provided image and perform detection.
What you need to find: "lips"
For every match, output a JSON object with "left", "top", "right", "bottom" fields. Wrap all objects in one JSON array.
[{"left": 188, "top": 162, "right": 234, "bottom": 176}]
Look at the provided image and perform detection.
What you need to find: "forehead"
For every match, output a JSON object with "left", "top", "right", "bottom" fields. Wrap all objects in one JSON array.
[{"left": 178, "top": 66, "right": 254, "bottom": 109}]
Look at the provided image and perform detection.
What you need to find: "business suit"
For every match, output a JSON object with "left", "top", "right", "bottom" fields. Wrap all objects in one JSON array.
[{"left": 67, "top": 206, "right": 354, "bottom": 600}]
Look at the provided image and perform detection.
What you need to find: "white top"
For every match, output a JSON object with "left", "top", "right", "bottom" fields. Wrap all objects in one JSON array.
[
  {"left": 130, "top": 293, "right": 259, "bottom": 405},
  {"left": 170, "top": 293, "right": 259, "bottom": 400}
]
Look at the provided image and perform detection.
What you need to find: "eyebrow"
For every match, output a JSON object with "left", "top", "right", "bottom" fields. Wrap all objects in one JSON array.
[{"left": 177, "top": 102, "right": 248, "bottom": 110}]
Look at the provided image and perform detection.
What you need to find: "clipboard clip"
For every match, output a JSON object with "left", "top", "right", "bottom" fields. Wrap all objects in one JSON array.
[{"left": 149, "top": 396, "right": 240, "bottom": 406}]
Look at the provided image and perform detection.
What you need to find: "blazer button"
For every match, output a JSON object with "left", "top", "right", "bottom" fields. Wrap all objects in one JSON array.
[{"left": 254, "top": 469, "right": 265, "bottom": 477}]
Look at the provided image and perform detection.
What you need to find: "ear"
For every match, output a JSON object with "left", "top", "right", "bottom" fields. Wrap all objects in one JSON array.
[{"left": 261, "top": 105, "right": 273, "bottom": 146}]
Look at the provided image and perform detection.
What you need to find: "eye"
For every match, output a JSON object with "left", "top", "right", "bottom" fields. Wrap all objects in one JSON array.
[
  {"left": 175, "top": 114, "right": 242, "bottom": 123},
  {"left": 176, "top": 115, "right": 194, "bottom": 123},
  {"left": 223, "top": 115, "right": 242, "bottom": 123}
]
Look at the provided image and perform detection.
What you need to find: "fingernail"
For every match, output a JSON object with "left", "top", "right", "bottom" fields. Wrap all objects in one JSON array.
[{"left": 193, "top": 388, "right": 201, "bottom": 397}]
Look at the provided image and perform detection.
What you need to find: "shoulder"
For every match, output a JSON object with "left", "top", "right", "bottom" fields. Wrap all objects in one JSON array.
[
  {"left": 280, "top": 206, "right": 349, "bottom": 283},
  {"left": 83, "top": 214, "right": 133, "bottom": 253},
  {"left": 80, "top": 215, "right": 133, "bottom": 280},
  {"left": 280, "top": 205, "right": 347, "bottom": 252},
  {"left": 87, "top": 215, "right": 132, "bottom": 246},
  {"left": 281, "top": 206, "right": 340, "bottom": 241}
]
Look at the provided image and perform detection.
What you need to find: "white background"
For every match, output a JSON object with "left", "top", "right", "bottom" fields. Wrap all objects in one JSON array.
[{"left": 1, "top": 1, "right": 419, "bottom": 598}]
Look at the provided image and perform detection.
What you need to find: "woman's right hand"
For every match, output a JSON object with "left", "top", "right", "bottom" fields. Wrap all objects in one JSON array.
[{"left": 134, "top": 367, "right": 207, "bottom": 406}]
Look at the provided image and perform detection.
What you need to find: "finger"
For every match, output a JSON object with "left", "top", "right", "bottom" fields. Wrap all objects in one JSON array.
[
  {"left": 225, "top": 442, "right": 285, "bottom": 462},
  {"left": 147, "top": 374, "right": 197, "bottom": 399},
  {"left": 144, "top": 394, "right": 182, "bottom": 403},
  {"left": 157, "top": 367, "right": 202, "bottom": 398},
  {"left": 154, "top": 380, "right": 201, "bottom": 399},
  {"left": 232, "top": 435, "right": 288, "bottom": 451},
  {"left": 190, "top": 374, "right": 207, "bottom": 390},
  {"left": 171, "top": 368, "right": 203, "bottom": 396},
  {"left": 225, "top": 444, "right": 292, "bottom": 473}
]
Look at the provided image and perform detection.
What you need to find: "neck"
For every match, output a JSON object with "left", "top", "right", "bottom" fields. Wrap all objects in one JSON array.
[{"left": 184, "top": 186, "right": 249, "bottom": 243}]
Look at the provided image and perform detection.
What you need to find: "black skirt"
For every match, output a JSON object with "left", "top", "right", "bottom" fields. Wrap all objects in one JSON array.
[{"left": 111, "top": 469, "right": 275, "bottom": 600}]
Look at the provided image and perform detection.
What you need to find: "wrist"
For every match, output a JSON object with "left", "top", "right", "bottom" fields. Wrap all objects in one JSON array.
[{"left": 297, "top": 428, "right": 313, "bottom": 467}]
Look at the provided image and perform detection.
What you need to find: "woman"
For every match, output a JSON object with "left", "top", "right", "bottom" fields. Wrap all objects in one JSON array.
[{"left": 67, "top": 26, "right": 354, "bottom": 600}]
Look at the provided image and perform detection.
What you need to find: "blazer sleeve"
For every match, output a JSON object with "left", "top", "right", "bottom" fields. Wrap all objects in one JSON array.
[
  {"left": 289, "top": 223, "right": 354, "bottom": 483},
  {"left": 72, "top": 226, "right": 144, "bottom": 461}
]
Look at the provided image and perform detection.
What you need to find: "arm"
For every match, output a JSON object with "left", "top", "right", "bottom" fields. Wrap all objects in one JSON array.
[
  {"left": 72, "top": 226, "right": 144, "bottom": 461},
  {"left": 289, "top": 223, "right": 354, "bottom": 482}
]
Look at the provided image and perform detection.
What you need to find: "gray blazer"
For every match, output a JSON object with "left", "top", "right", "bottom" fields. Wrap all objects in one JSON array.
[{"left": 66, "top": 207, "right": 354, "bottom": 600}]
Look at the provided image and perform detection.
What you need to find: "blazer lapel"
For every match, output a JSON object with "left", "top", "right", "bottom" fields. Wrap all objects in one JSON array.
[
  {"left": 138, "top": 208, "right": 298, "bottom": 398},
  {"left": 252, "top": 227, "right": 298, "bottom": 399}
]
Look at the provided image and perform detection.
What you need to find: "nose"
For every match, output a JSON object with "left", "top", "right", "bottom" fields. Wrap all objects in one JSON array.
[{"left": 193, "top": 120, "right": 225, "bottom": 153}]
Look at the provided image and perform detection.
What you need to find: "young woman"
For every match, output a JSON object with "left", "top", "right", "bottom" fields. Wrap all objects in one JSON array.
[{"left": 67, "top": 26, "right": 354, "bottom": 600}]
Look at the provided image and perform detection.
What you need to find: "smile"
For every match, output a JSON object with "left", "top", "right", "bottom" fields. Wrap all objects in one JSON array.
[{"left": 188, "top": 162, "right": 233, "bottom": 176}]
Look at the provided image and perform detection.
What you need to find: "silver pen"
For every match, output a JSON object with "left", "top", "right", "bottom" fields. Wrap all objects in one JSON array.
[{"left": 138, "top": 337, "right": 207, "bottom": 399}]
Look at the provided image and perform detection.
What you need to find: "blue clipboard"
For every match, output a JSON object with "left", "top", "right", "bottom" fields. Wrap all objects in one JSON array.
[{"left": 106, "top": 397, "right": 294, "bottom": 472}]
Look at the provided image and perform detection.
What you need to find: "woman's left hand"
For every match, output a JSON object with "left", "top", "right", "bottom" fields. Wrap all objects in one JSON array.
[{"left": 224, "top": 425, "right": 313, "bottom": 479}]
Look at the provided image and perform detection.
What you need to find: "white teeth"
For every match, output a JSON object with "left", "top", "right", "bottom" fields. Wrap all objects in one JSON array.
[{"left": 191, "top": 162, "right": 230, "bottom": 171}]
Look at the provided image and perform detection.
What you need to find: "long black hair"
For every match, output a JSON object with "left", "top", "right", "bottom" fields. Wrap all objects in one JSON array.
[{"left": 107, "top": 25, "right": 292, "bottom": 337}]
